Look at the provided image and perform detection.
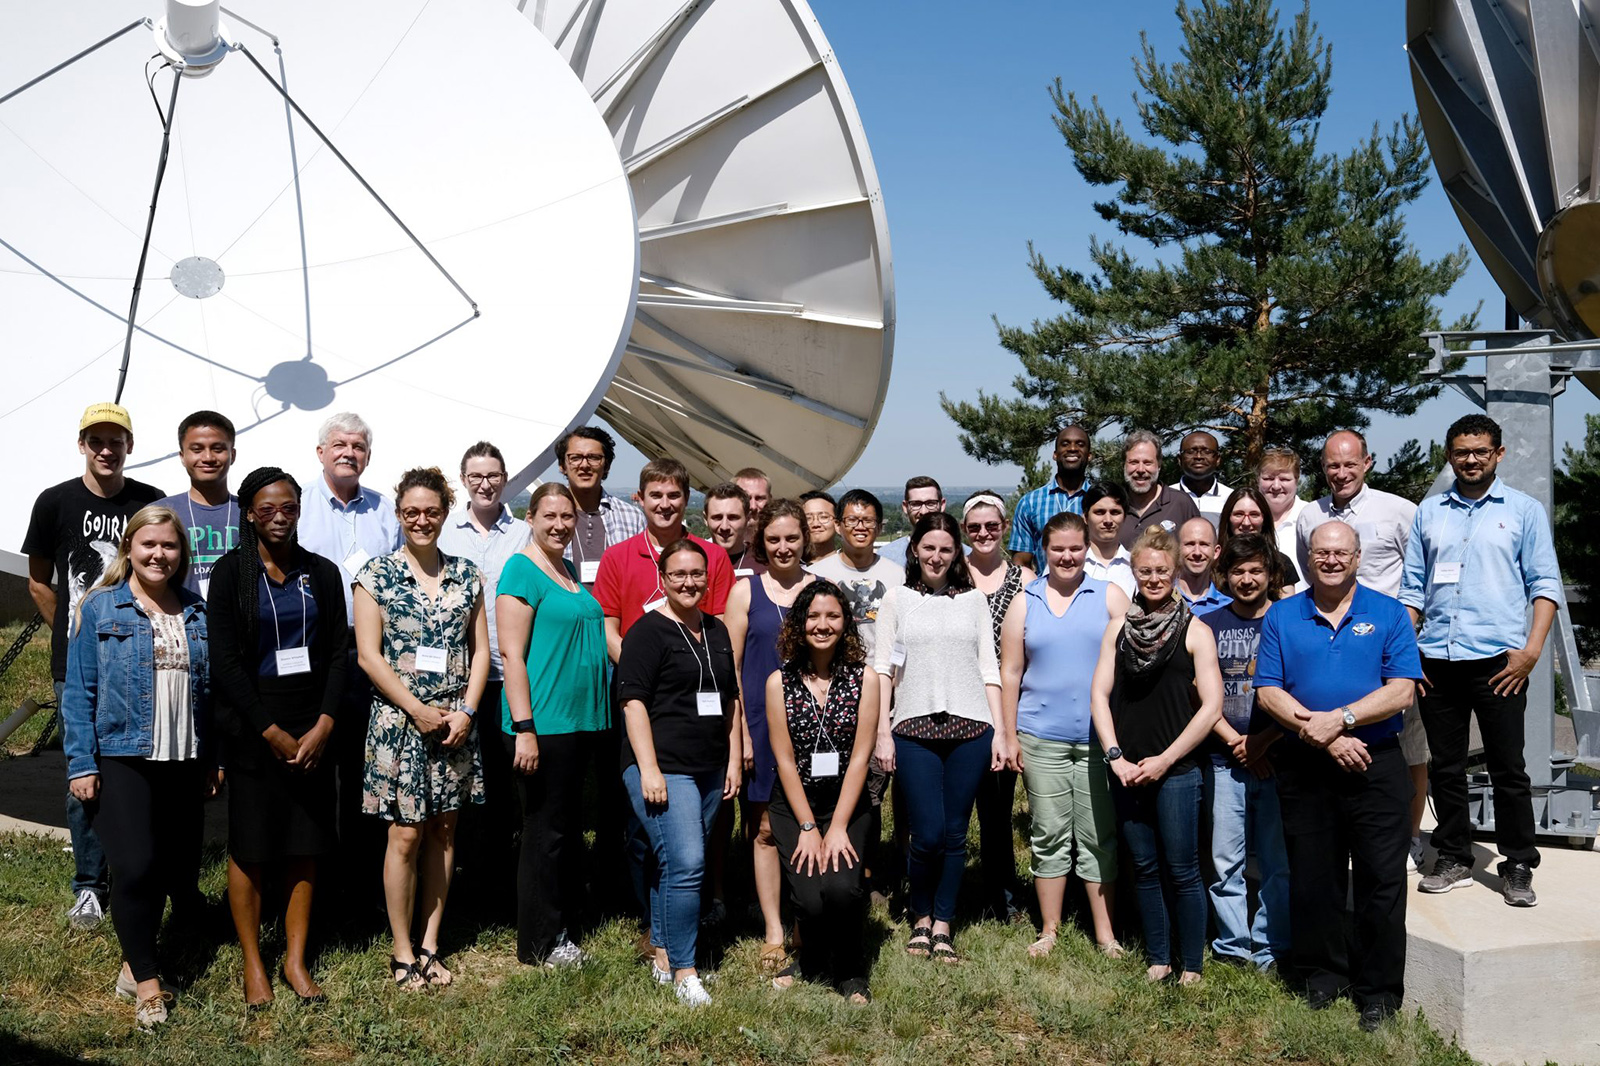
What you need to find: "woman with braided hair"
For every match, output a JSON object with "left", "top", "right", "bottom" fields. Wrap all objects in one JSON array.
[{"left": 208, "top": 466, "right": 349, "bottom": 1007}]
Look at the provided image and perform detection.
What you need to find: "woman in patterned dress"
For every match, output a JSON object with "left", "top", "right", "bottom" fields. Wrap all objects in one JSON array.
[
  {"left": 353, "top": 467, "right": 488, "bottom": 990},
  {"left": 962, "top": 490, "right": 1034, "bottom": 922}
]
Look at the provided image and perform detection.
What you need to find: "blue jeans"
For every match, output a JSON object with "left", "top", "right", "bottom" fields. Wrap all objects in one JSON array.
[
  {"left": 895, "top": 728, "right": 993, "bottom": 923},
  {"left": 1113, "top": 764, "right": 1205, "bottom": 973},
  {"left": 57, "top": 681, "right": 107, "bottom": 901},
  {"left": 622, "top": 765, "right": 722, "bottom": 972},
  {"left": 1205, "top": 754, "right": 1289, "bottom": 967}
]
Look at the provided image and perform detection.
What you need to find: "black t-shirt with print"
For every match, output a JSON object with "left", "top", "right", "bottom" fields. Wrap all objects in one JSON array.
[
  {"left": 615, "top": 609, "right": 737, "bottom": 776},
  {"left": 22, "top": 477, "right": 164, "bottom": 680}
]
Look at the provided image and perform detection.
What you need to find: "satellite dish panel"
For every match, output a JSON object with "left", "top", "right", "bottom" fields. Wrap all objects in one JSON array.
[
  {"left": 522, "top": 0, "right": 896, "bottom": 497},
  {"left": 1406, "top": 0, "right": 1600, "bottom": 342},
  {"left": 0, "top": 0, "right": 638, "bottom": 576}
]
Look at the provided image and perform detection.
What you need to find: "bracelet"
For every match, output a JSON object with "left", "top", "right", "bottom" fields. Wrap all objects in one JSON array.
[
  {"left": 511, "top": 718, "right": 538, "bottom": 734},
  {"left": 460, "top": 706, "right": 476, "bottom": 719}
]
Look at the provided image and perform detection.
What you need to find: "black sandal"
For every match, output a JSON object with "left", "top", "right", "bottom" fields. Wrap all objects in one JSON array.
[
  {"left": 839, "top": 978, "right": 873, "bottom": 1004},
  {"left": 416, "top": 948, "right": 452, "bottom": 987},
  {"left": 931, "top": 932, "right": 961, "bottom": 964},
  {"left": 389, "top": 957, "right": 423, "bottom": 991},
  {"left": 906, "top": 924, "right": 933, "bottom": 957},
  {"left": 770, "top": 962, "right": 798, "bottom": 991}
]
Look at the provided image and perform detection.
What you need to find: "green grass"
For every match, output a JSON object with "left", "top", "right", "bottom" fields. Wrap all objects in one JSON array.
[{"left": 0, "top": 620, "right": 54, "bottom": 755}]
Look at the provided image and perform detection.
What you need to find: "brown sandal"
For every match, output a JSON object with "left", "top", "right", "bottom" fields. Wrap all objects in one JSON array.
[{"left": 759, "top": 943, "right": 790, "bottom": 976}]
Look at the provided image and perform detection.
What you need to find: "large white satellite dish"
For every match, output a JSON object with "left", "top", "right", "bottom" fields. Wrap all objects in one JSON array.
[
  {"left": 522, "top": 0, "right": 896, "bottom": 498},
  {"left": 0, "top": 0, "right": 637, "bottom": 576}
]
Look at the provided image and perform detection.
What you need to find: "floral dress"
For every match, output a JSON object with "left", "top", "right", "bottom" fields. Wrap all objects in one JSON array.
[{"left": 357, "top": 551, "right": 486, "bottom": 823}]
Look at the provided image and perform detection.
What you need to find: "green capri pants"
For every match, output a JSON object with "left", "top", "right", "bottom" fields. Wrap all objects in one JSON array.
[{"left": 1019, "top": 733, "right": 1117, "bottom": 882}]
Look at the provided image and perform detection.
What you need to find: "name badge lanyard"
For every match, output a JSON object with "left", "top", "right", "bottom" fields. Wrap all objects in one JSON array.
[
  {"left": 642, "top": 535, "right": 668, "bottom": 610},
  {"left": 801, "top": 678, "right": 846, "bottom": 775},
  {"left": 673, "top": 619, "right": 723, "bottom": 716},
  {"left": 187, "top": 496, "right": 235, "bottom": 595},
  {"left": 890, "top": 590, "right": 937, "bottom": 670},
  {"left": 1436, "top": 494, "right": 1494, "bottom": 585},
  {"left": 571, "top": 515, "right": 602, "bottom": 584},
  {"left": 411, "top": 566, "right": 456, "bottom": 683},
  {"left": 262, "top": 570, "right": 311, "bottom": 674}
]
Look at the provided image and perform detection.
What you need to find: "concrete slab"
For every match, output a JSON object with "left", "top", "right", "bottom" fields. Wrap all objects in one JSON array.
[{"left": 1406, "top": 835, "right": 1600, "bottom": 1065}]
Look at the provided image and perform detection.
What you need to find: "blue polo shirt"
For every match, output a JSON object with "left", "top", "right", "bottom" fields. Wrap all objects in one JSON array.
[{"left": 1255, "top": 583, "right": 1422, "bottom": 745}]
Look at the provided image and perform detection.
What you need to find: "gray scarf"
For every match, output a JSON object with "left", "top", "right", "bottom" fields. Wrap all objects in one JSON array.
[{"left": 1117, "top": 593, "right": 1190, "bottom": 678}]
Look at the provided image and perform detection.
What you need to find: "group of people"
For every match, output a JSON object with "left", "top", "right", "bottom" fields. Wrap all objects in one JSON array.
[{"left": 27, "top": 401, "right": 1560, "bottom": 1034}]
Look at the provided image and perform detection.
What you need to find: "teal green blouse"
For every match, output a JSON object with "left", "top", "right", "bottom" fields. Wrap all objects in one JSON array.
[{"left": 496, "top": 552, "right": 609, "bottom": 735}]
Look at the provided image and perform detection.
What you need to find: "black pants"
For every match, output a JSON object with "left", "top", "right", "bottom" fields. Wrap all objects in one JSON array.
[
  {"left": 459, "top": 682, "right": 518, "bottom": 902},
  {"left": 768, "top": 786, "right": 872, "bottom": 990},
  {"left": 1420, "top": 654, "right": 1540, "bottom": 868},
  {"left": 1274, "top": 741, "right": 1410, "bottom": 1011},
  {"left": 95, "top": 757, "right": 204, "bottom": 983},
  {"left": 974, "top": 767, "right": 1021, "bottom": 917},
  {"left": 502, "top": 730, "right": 606, "bottom": 963},
  {"left": 332, "top": 644, "right": 384, "bottom": 915}
]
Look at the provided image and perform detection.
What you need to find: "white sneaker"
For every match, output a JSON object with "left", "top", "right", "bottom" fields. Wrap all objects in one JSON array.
[
  {"left": 544, "top": 935, "right": 587, "bottom": 970},
  {"left": 651, "top": 960, "right": 672, "bottom": 985},
  {"left": 1407, "top": 837, "right": 1425, "bottom": 874},
  {"left": 135, "top": 991, "right": 173, "bottom": 1030},
  {"left": 68, "top": 889, "right": 104, "bottom": 929},
  {"left": 674, "top": 974, "right": 712, "bottom": 1008},
  {"left": 115, "top": 969, "right": 173, "bottom": 1001}
]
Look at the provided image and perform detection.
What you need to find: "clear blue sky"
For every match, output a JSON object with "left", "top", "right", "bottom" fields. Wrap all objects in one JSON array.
[{"left": 587, "top": 0, "right": 1600, "bottom": 493}]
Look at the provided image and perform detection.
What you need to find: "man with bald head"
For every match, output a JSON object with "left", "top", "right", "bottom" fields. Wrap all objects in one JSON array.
[
  {"left": 1170, "top": 430, "right": 1231, "bottom": 528},
  {"left": 1176, "top": 516, "right": 1231, "bottom": 612},
  {"left": 1296, "top": 429, "right": 1429, "bottom": 871},
  {"left": 1256, "top": 521, "right": 1423, "bottom": 1031}
]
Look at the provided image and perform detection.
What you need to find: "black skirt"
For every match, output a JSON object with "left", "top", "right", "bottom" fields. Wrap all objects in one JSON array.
[{"left": 225, "top": 678, "right": 337, "bottom": 863}]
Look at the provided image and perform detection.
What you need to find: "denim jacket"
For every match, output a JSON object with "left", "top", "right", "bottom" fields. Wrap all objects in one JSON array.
[{"left": 61, "top": 580, "right": 210, "bottom": 780}]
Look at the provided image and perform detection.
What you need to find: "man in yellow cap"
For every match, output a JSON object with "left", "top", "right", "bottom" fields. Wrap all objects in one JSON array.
[{"left": 21, "top": 402, "right": 164, "bottom": 929}]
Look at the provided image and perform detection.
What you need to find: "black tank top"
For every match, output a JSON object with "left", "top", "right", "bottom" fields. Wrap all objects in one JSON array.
[{"left": 1110, "top": 614, "right": 1199, "bottom": 773}]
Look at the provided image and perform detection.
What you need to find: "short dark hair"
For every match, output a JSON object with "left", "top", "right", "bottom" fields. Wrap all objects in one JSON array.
[
  {"left": 1083, "top": 482, "right": 1128, "bottom": 511},
  {"left": 836, "top": 489, "right": 883, "bottom": 523},
  {"left": 703, "top": 481, "right": 750, "bottom": 515},
  {"left": 904, "top": 512, "right": 974, "bottom": 592},
  {"left": 459, "top": 440, "right": 506, "bottom": 478},
  {"left": 556, "top": 426, "right": 616, "bottom": 473},
  {"left": 903, "top": 475, "right": 942, "bottom": 500},
  {"left": 1445, "top": 413, "right": 1502, "bottom": 451},
  {"left": 799, "top": 489, "right": 836, "bottom": 513},
  {"left": 177, "top": 409, "right": 235, "bottom": 445},
  {"left": 394, "top": 466, "right": 455, "bottom": 512},
  {"left": 1215, "top": 533, "right": 1282, "bottom": 601},
  {"left": 656, "top": 537, "right": 707, "bottom": 575}
]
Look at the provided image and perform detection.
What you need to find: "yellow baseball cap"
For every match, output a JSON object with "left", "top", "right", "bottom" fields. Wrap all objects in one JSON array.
[{"left": 79, "top": 402, "right": 133, "bottom": 435}]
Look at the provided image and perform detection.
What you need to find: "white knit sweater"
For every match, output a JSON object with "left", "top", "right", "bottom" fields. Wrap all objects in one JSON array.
[{"left": 873, "top": 585, "right": 1000, "bottom": 727}]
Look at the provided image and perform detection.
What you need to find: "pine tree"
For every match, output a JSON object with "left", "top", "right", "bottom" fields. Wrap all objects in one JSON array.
[
  {"left": 1555, "top": 414, "right": 1600, "bottom": 659},
  {"left": 942, "top": 0, "right": 1475, "bottom": 477}
]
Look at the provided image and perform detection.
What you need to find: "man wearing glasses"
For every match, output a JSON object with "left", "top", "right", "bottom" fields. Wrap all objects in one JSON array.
[
  {"left": 1400, "top": 415, "right": 1560, "bottom": 907},
  {"left": 557, "top": 426, "right": 646, "bottom": 588},
  {"left": 1170, "top": 430, "right": 1232, "bottom": 529},
  {"left": 1296, "top": 429, "right": 1431, "bottom": 873},
  {"left": 1256, "top": 521, "right": 1423, "bottom": 1032},
  {"left": 1009, "top": 422, "right": 1094, "bottom": 569},
  {"left": 439, "top": 442, "right": 531, "bottom": 894},
  {"left": 879, "top": 475, "right": 947, "bottom": 568}
]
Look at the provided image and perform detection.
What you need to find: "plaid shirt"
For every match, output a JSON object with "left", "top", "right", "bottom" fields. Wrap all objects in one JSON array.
[{"left": 1008, "top": 479, "right": 1090, "bottom": 561}]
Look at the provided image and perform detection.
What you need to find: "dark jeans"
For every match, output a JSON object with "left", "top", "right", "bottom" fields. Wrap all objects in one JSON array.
[
  {"left": 768, "top": 785, "right": 872, "bottom": 990},
  {"left": 1420, "top": 654, "right": 1540, "bottom": 868},
  {"left": 895, "top": 728, "right": 992, "bottom": 923},
  {"left": 1112, "top": 764, "right": 1205, "bottom": 973},
  {"left": 973, "top": 767, "right": 1021, "bottom": 917},
  {"left": 57, "top": 680, "right": 108, "bottom": 901},
  {"left": 1274, "top": 740, "right": 1410, "bottom": 1011},
  {"left": 502, "top": 729, "right": 602, "bottom": 963},
  {"left": 95, "top": 757, "right": 204, "bottom": 982}
]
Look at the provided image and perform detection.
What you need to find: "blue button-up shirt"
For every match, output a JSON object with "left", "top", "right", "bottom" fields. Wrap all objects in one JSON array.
[
  {"left": 296, "top": 476, "right": 401, "bottom": 622},
  {"left": 1255, "top": 583, "right": 1423, "bottom": 745},
  {"left": 1398, "top": 477, "right": 1562, "bottom": 661},
  {"left": 438, "top": 504, "right": 531, "bottom": 678},
  {"left": 1008, "top": 479, "right": 1091, "bottom": 562},
  {"left": 1181, "top": 581, "right": 1232, "bottom": 614}
]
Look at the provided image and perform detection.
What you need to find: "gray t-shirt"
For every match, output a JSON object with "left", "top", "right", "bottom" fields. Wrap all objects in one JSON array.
[{"left": 807, "top": 552, "right": 905, "bottom": 660}]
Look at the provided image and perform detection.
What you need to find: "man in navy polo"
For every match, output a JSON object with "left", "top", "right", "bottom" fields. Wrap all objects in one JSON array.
[{"left": 1255, "top": 521, "right": 1423, "bottom": 1033}]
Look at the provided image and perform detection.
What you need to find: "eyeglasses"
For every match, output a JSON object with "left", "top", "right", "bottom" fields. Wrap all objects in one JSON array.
[
  {"left": 1133, "top": 567, "right": 1174, "bottom": 579},
  {"left": 401, "top": 507, "right": 445, "bottom": 523},
  {"left": 841, "top": 516, "right": 879, "bottom": 529},
  {"left": 905, "top": 502, "right": 943, "bottom": 514},
  {"left": 252, "top": 503, "right": 300, "bottom": 521},
  {"left": 964, "top": 521, "right": 1002, "bottom": 534},
  {"left": 563, "top": 453, "right": 605, "bottom": 467},
  {"left": 664, "top": 569, "right": 707, "bottom": 585},
  {"left": 1311, "top": 549, "right": 1355, "bottom": 561},
  {"left": 1450, "top": 447, "right": 1495, "bottom": 461},
  {"left": 463, "top": 472, "right": 505, "bottom": 487}
]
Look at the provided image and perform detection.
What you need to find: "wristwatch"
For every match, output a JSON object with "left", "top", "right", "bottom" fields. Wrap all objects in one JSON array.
[
  {"left": 1341, "top": 707, "right": 1357, "bottom": 731},
  {"left": 1104, "top": 746, "right": 1123, "bottom": 764},
  {"left": 800, "top": 821, "right": 817, "bottom": 833}
]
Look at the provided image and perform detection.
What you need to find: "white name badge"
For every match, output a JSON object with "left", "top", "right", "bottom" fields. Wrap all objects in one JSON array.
[
  {"left": 275, "top": 647, "right": 312, "bottom": 675},
  {"left": 734, "top": 568, "right": 755, "bottom": 579},
  {"left": 1435, "top": 561, "right": 1462, "bottom": 585},
  {"left": 343, "top": 546, "right": 371, "bottom": 573},
  {"left": 890, "top": 642, "right": 907, "bottom": 668},
  {"left": 697, "top": 692, "right": 722, "bottom": 716},
  {"left": 811, "top": 751, "right": 840, "bottom": 777},
  {"left": 580, "top": 560, "right": 600, "bottom": 583},
  {"left": 644, "top": 596, "right": 668, "bottom": 613},
  {"left": 199, "top": 577, "right": 211, "bottom": 599},
  {"left": 415, "top": 645, "right": 449, "bottom": 673}
]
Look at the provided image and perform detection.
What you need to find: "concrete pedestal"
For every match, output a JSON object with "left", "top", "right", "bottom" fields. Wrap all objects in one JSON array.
[{"left": 1406, "top": 837, "right": 1600, "bottom": 1065}]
